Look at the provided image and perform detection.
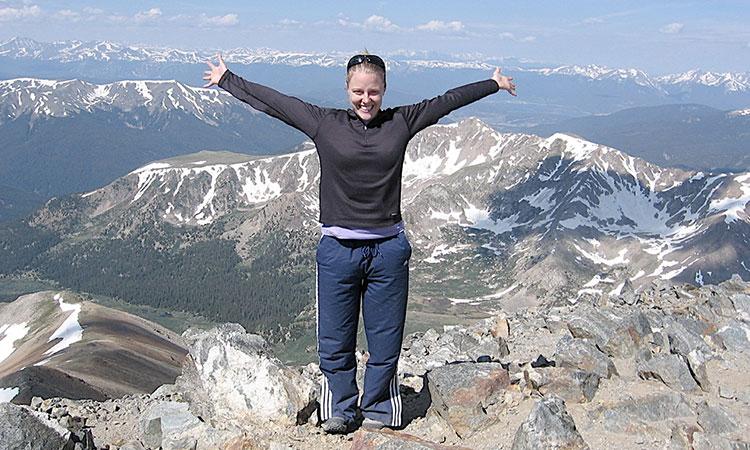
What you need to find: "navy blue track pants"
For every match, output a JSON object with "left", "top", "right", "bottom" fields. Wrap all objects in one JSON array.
[{"left": 316, "top": 232, "right": 411, "bottom": 426}]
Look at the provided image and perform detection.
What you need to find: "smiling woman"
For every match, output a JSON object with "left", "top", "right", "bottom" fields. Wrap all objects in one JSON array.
[
  {"left": 202, "top": 51, "right": 515, "bottom": 433},
  {"left": 346, "top": 54, "right": 386, "bottom": 121}
]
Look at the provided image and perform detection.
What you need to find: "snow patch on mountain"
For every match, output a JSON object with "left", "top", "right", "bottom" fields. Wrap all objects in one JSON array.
[
  {"left": 0, "top": 322, "right": 30, "bottom": 365},
  {"left": 0, "top": 387, "right": 19, "bottom": 403},
  {"left": 728, "top": 108, "right": 750, "bottom": 117},
  {"left": 709, "top": 173, "right": 750, "bottom": 223},
  {"left": 44, "top": 294, "right": 83, "bottom": 357}
]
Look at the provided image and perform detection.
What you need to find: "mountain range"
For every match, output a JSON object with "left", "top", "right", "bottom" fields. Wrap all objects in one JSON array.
[
  {"left": 0, "top": 77, "right": 304, "bottom": 200},
  {"left": 525, "top": 104, "right": 750, "bottom": 172},
  {"left": 2, "top": 37, "right": 749, "bottom": 127},
  {"left": 2, "top": 118, "right": 748, "bottom": 342}
]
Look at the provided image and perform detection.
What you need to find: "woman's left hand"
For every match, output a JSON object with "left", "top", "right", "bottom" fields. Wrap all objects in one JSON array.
[{"left": 492, "top": 68, "right": 516, "bottom": 96}]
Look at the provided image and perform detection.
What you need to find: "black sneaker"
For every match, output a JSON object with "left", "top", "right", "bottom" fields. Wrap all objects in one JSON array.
[{"left": 321, "top": 416, "right": 350, "bottom": 434}]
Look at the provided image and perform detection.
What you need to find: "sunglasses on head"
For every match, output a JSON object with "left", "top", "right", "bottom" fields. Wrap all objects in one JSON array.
[{"left": 347, "top": 54, "right": 386, "bottom": 72}]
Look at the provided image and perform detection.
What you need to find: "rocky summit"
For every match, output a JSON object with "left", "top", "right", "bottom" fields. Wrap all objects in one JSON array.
[{"left": 1, "top": 276, "right": 748, "bottom": 449}]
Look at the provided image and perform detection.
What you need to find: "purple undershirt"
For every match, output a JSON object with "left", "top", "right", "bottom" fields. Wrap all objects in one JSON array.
[{"left": 321, "top": 221, "right": 405, "bottom": 240}]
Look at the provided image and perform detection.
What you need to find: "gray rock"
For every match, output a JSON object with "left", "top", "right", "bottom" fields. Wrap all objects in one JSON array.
[
  {"left": 179, "top": 323, "right": 317, "bottom": 427},
  {"left": 696, "top": 402, "right": 737, "bottom": 435},
  {"left": 686, "top": 349, "right": 711, "bottom": 391},
  {"left": 717, "top": 320, "right": 750, "bottom": 352},
  {"left": 511, "top": 395, "right": 589, "bottom": 450},
  {"left": 719, "top": 386, "right": 737, "bottom": 400},
  {"left": 538, "top": 368, "right": 600, "bottom": 403},
  {"left": 119, "top": 442, "right": 147, "bottom": 450},
  {"left": 637, "top": 354, "right": 700, "bottom": 392},
  {"left": 664, "top": 318, "right": 712, "bottom": 359},
  {"left": 731, "top": 293, "right": 750, "bottom": 322},
  {"left": 400, "top": 321, "right": 510, "bottom": 377},
  {"left": 139, "top": 401, "right": 204, "bottom": 450},
  {"left": 351, "top": 429, "right": 472, "bottom": 449},
  {"left": 426, "top": 362, "right": 509, "bottom": 438},
  {"left": 0, "top": 403, "right": 70, "bottom": 450},
  {"left": 692, "top": 432, "right": 749, "bottom": 450},
  {"left": 566, "top": 306, "right": 637, "bottom": 357},
  {"left": 707, "top": 291, "right": 738, "bottom": 318},
  {"left": 591, "top": 392, "right": 694, "bottom": 432},
  {"left": 554, "top": 335, "right": 618, "bottom": 379}
]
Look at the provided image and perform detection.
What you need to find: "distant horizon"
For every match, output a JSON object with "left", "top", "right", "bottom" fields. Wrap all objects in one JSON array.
[
  {"left": 0, "top": 1, "right": 748, "bottom": 75},
  {"left": 1, "top": 35, "right": 748, "bottom": 79}
]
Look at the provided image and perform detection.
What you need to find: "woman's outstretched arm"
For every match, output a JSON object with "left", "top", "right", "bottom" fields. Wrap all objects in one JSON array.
[
  {"left": 204, "top": 54, "right": 326, "bottom": 139},
  {"left": 400, "top": 67, "right": 516, "bottom": 137}
]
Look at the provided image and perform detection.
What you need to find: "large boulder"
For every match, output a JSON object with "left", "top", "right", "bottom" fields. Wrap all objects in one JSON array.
[
  {"left": 565, "top": 306, "right": 638, "bottom": 357},
  {"left": 0, "top": 403, "right": 70, "bottom": 450},
  {"left": 590, "top": 392, "right": 694, "bottom": 433},
  {"left": 637, "top": 354, "right": 700, "bottom": 392},
  {"left": 178, "top": 324, "right": 317, "bottom": 427},
  {"left": 511, "top": 395, "right": 588, "bottom": 450},
  {"left": 554, "top": 335, "right": 617, "bottom": 379},
  {"left": 537, "top": 368, "right": 600, "bottom": 403},
  {"left": 426, "top": 362, "right": 510, "bottom": 438},
  {"left": 716, "top": 320, "right": 750, "bottom": 352}
]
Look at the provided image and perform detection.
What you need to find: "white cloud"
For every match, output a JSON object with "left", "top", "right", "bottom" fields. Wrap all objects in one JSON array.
[
  {"left": 134, "top": 7, "right": 162, "bottom": 23},
  {"left": 169, "top": 12, "right": 240, "bottom": 28},
  {"left": 0, "top": 4, "right": 40, "bottom": 21},
  {"left": 279, "top": 18, "right": 301, "bottom": 26},
  {"left": 55, "top": 9, "right": 80, "bottom": 21},
  {"left": 660, "top": 22, "right": 684, "bottom": 34},
  {"left": 83, "top": 7, "right": 103, "bottom": 15},
  {"left": 199, "top": 13, "right": 238, "bottom": 27},
  {"left": 498, "top": 31, "right": 536, "bottom": 43},
  {"left": 363, "top": 15, "right": 400, "bottom": 32},
  {"left": 417, "top": 20, "right": 464, "bottom": 33},
  {"left": 582, "top": 17, "right": 604, "bottom": 25},
  {"left": 336, "top": 14, "right": 400, "bottom": 33}
]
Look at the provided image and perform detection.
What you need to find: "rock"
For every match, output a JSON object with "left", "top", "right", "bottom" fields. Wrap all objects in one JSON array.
[
  {"left": 554, "top": 335, "right": 617, "bottom": 379},
  {"left": 400, "top": 321, "right": 509, "bottom": 377},
  {"left": 511, "top": 395, "right": 589, "bottom": 450},
  {"left": 696, "top": 402, "right": 737, "bottom": 435},
  {"left": 490, "top": 316, "right": 510, "bottom": 340},
  {"left": 119, "top": 442, "right": 147, "bottom": 450},
  {"left": 426, "top": 362, "right": 509, "bottom": 438},
  {"left": 351, "top": 429, "right": 471, "bottom": 449},
  {"left": 538, "top": 368, "right": 600, "bottom": 403},
  {"left": 179, "top": 323, "right": 317, "bottom": 427},
  {"left": 668, "top": 424, "right": 701, "bottom": 450},
  {"left": 0, "top": 402, "right": 70, "bottom": 450},
  {"left": 716, "top": 320, "right": 750, "bottom": 352},
  {"left": 692, "top": 432, "right": 749, "bottom": 450},
  {"left": 731, "top": 293, "right": 750, "bottom": 322},
  {"left": 664, "top": 318, "right": 712, "bottom": 359},
  {"left": 686, "top": 349, "right": 711, "bottom": 391},
  {"left": 637, "top": 354, "right": 700, "bottom": 392},
  {"left": 719, "top": 386, "right": 736, "bottom": 400},
  {"left": 139, "top": 401, "right": 205, "bottom": 450},
  {"left": 591, "top": 392, "right": 694, "bottom": 432},
  {"left": 150, "top": 383, "right": 182, "bottom": 399},
  {"left": 566, "top": 306, "right": 637, "bottom": 357}
]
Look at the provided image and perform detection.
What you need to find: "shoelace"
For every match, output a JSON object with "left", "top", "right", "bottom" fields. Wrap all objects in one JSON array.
[{"left": 361, "top": 241, "right": 381, "bottom": 260}]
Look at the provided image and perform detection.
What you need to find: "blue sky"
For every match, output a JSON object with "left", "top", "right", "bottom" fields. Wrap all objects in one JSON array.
[{"left": 1, "top": 0, "right": 748, "bottom": 74}]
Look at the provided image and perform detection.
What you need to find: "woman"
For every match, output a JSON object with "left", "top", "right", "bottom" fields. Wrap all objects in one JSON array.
[{"left": 203, "top": 53, "right": 516, "bottom": 433}]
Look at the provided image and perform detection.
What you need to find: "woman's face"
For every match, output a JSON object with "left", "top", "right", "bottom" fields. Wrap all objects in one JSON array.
[{"left": 347, "top": 70, "right": 385, "bottom": 122}]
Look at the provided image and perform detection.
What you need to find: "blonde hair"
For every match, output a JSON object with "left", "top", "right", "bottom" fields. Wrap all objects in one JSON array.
[{"left": 346, "top": 50, "right": 386, "bottom": 88}]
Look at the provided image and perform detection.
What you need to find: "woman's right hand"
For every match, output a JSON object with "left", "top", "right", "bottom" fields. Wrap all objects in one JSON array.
[{"left": 203, "top": 54, "right": 228, "bottom": 87}]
